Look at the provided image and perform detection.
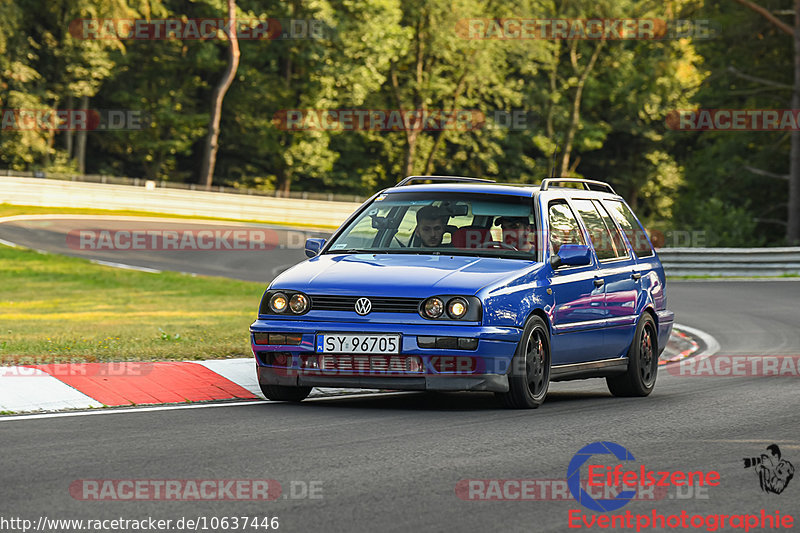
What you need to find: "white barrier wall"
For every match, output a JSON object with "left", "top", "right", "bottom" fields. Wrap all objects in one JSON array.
[{"left": 0, "top": 177, "right": 360, "bottom": 228}]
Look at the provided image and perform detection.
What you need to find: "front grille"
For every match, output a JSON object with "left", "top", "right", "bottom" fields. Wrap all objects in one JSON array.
[
  {"left": 309, "top": 295, "right": 422, "bottom": 313},
  {"left": 318, "top": 354, "right": 422, "bottom": 373}
]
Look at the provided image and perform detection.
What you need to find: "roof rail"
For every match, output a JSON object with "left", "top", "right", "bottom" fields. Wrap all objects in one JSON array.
[
  {"left": 396, "top": 175, "right": 496, "bottom": 187},
  {"left": 539, "top": 178, "right": 616, "bottom": 194}
]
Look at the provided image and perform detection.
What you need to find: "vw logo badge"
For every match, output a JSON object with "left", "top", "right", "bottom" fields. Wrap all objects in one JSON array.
[{"left": 354, "top": 297, "right": 372, "bottom": 316}]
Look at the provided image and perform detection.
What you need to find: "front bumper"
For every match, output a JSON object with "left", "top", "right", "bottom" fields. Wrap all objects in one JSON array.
[
  {"left": 258, "top": 366, "right": 510, "bottom": 392},
  {"left": 250, "top": 318, "right": 521, "bottom": 393}
]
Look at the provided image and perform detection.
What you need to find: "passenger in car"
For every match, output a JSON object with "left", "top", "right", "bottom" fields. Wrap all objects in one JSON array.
[{"left": 496, "top": 216, "right": 536, "bottom": 252}]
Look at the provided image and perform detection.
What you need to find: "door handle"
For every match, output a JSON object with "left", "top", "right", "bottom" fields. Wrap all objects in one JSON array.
[
  {"left": 631, "top": 272, "right": 642, "bottom": 280},
  {"left": 593, "top": 278, "right": 605, "bottom": 287}
]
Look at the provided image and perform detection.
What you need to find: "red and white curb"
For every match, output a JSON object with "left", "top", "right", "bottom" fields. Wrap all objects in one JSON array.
[
  {"left": 0, "top": 359, "right": 369, "bottom": 414},
  {"left": 0, "top": 327, "right": 716, "bottom": 415}
]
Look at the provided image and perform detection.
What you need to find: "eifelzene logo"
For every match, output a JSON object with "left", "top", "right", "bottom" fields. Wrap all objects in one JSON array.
[{"left": 743, "top": 444, "right": 795, "bottom": 495}]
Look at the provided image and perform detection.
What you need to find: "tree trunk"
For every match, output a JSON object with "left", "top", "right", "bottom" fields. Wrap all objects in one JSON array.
[
  {"left": 391, "top": 13, "right": 426, "bottom": 180},
  {"left": 423, "top": 59, "right": 472, "bottom": 175},
  {"left": 65, "top": 95, "right": 74, "bottom": 157},
  {"left": 391, "top": 63, "right": 421, "bottom": 178},
  {"left": 559, "top": 41, "right": 604, "bottom": 176},
  {"left": 404, "top": 132, "right": 419, "bottom": 177},
  {"left": 75, "top": 95, "right": 88, "bottom": 174},
  {"left": 788, "top": 0, "right": 800, "bottom": 244},
  {"left": 200, "top": 0, "right": 240, "bottom": 190}
]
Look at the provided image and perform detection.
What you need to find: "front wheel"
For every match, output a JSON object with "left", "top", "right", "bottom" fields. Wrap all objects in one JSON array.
[
  {"left": 259, "top": 383, "right": 311, "bottom": 402},
  {"left": 607, "top": 313, "right": 658, "bottom": 397},
  {"left": 497, "top": 316, "right": 551, "bottom": 409}
]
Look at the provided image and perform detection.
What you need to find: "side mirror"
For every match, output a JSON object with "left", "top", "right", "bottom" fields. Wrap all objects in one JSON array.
[
  {"left": 305, "top": 238, "right": 326, "bottom": 258},
  {"left": 550, "top": 244, "right": 592, "bottom": 269}
]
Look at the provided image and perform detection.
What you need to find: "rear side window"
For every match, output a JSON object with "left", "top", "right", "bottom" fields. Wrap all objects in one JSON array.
[
  {"left": 548, "top": 201, "right": 585, "bottom": 254},
  {"left": 572, "top": 199, "right": 627, "bottom": 261},
  {"left": 603, "top": 200, "right": 654, "bottom": 258},
  {"left": 593, "top": 200, "right": 629, "bottom": 259}
]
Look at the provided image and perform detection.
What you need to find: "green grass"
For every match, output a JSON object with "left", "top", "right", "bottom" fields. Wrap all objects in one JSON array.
[
  {"left": 0, "top": 244, "right": 266, "bottom": 364},
  {"left": 0, "top": 203, "right": 338, "bottom": 230}
]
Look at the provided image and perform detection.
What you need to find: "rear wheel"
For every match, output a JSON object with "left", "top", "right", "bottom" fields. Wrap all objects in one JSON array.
[
  {"left": 607, "top": 313, "right": 658, "bottom": 397},
  {"left": 497, "top": 316, "right": 551, "bottom": 409},
  {"left": 259, "top": 383, "right": 311, "bottom": 402}
]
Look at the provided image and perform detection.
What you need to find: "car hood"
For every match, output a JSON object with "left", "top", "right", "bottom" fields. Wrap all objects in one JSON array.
[{"left": 271, "top": 253, "right": 541, "bottom": 297}]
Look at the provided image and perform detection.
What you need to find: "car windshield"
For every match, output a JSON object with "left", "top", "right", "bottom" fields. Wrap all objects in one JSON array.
[{"left": 325, "top": 191, "right": 539, "bottom": 260}]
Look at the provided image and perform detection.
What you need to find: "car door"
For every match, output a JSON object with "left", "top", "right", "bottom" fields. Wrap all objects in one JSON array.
[
  {"left": 546, "top": 199, "right": 606, "bottom": 365},
  {"left": 571, "top": 199, "right": 640, "bottom": 359},
  {"left": 603, "top": 198, "right": 665, "bottom": 313}
]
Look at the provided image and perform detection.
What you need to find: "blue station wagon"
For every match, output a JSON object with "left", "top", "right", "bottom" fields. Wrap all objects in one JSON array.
[{"left": 250, "top": 176, "right": 674, "bottom": 408}]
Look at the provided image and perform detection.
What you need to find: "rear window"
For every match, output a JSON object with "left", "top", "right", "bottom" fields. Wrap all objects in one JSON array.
[{"left": 603, "top": 200, "right": 654, "bottom": 258}]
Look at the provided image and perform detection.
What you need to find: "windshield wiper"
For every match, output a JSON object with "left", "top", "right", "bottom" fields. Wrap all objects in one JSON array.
[{"left": 324, "top": 248, "right": 371, "bottom": 254}]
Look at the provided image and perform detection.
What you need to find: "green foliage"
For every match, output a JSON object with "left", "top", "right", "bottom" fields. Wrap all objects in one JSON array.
[
  {"left": 0, "top": 0, "right": 794, "bottom": 245},
  {"left": 670, "top": 0, "right": 793, "bottom": 245}
]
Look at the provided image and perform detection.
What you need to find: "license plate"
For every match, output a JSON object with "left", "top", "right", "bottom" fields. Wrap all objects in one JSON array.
[{"left": 317, "top": 334, "right": 400, "bottom": 354}]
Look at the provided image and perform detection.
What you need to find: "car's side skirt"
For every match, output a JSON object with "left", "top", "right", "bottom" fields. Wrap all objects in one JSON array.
[{"left": 550, "top": 357, "right": 628, "bottom": 382}]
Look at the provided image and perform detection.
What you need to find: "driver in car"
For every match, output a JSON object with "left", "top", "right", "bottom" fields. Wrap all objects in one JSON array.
[
  {"left": 495, "top": 216, "right": 535, "bottom": 252},
  {"left": 415, "top": 205, "right": 450, "bottom": 247}
]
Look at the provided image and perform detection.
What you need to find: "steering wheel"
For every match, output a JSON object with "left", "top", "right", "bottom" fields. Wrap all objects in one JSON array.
[{"left": 478, "top": 240, "right": 517, "bottom": 250}]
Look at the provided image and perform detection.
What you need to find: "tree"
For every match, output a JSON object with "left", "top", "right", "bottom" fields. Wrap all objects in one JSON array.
[
  {"left": 731, "top": 0, "right": 799, "bottom": 243},
  {"left": 200, "top": 0, "right": 240, "bottom": 190}
]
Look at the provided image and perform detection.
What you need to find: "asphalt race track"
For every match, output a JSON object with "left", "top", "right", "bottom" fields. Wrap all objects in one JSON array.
[
  {"left": 1, "top": 217, "right": 799, "bottom": 532},
  {"left": 0, "top": 215, "right": 329, "bottom": 282}
]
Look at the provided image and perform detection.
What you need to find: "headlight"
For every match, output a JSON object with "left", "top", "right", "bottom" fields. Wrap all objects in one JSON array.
[
  {"left": 447, "top": 297, "right": 468, "bottom": 319},
  {"left": 422, "top": 297, "right": 444, "bottom": 318},
  {"left": 419, "top": 295, "right": 480, "bottom": 321},
  {"left": 289, "top": 293, "right": 309, "bottom": 314},
  {"left": 269, "top": 292, "right": 288, "bottom": 313}
]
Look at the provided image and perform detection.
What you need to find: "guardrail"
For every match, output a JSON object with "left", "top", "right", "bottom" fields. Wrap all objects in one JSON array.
[
  {"left": 657, "top": 248, "right": 800, "bottom": 277},
  {"left": 0, "top": 176, "right": 360, "bottom": 228}
]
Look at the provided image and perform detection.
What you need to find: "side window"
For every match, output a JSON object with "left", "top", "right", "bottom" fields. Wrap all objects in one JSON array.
[
  {"left": 603, "top": 200, "right": 654, "bottom": 258},
  {"left": 593, "top": 200, "right": 629, "bottom": 259},
  {"left": 571, "top": 199, "right": 626, "bottom": 261},
  {"left": 548, "top": 201, "right": 585, "bottom": 255}
]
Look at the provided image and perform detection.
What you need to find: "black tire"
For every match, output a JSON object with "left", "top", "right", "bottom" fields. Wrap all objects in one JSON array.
[
  {"left": 496, "top": 315, "right": 551, "bottom": 409},
  {"left": 259, "top": 383, "right": 312, "bottom": 402},
  {"left": 607, "top": 313, "right": 658, "bottom": 397}
]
